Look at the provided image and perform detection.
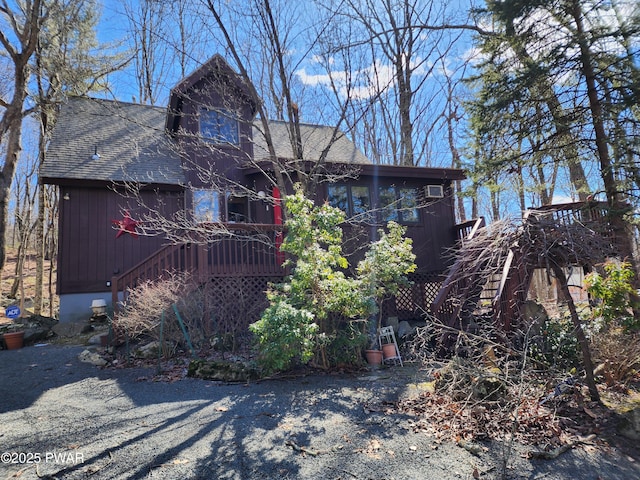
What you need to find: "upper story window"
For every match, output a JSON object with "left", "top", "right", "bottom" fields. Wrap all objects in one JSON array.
[
  {"left": 378, "top": 185, "right": 420, "bottom": 224},
  {"left": 199, "top": 108, "right": 239, "bottom": 145},
  {"left": 327, "top": 184, "right": 371, "bottom": 221}
]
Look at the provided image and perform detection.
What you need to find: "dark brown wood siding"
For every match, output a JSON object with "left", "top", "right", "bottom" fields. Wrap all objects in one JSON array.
[
  {"left": 320, "top": 176, "right": 458, "bottom": 274},
  {"left": 57, "top": 186, "right": 183, "bottom": 294},
  {"left": 175, "top": 77, "right": 255, "bottom": 188},
  {"left": 410, "top": 188, "right": 457, "bottom": 273}
]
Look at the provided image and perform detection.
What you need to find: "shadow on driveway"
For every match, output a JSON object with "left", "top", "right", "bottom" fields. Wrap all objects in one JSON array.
[{"left": 1, "top": 344, "right": 639, "bottom": 480}]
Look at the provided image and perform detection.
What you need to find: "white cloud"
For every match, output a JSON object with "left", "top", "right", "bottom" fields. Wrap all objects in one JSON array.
[
  {"left": 295, "top": 68, "right": 334, "bottom": 88},
  {"left": 550, "top": 194, "right": 575, "bottom": 205},
  {"left": 297, "top": 55, "right": 439, "bottom": 100}
]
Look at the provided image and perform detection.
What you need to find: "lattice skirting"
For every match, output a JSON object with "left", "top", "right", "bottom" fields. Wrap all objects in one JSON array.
[
  {"left": 202, "top": 271, "right": 445, "bottom": 333},
  {"left": 201, "top": 275, "right": 284, "bottom": 335},
  {"left": 383, "top": 271, "right": 445, "bottom": 320}
]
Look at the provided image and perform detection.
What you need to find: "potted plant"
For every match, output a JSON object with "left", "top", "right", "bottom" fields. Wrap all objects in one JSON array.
[
  {"left": 2, "top": 330, "right": 25, "bottom": 350},
  {"left": 356, "top": 222, "right": 416, "bottom": 362}
]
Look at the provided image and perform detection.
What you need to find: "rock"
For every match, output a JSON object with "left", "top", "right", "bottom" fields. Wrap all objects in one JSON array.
[
  {"left": 88, "top": 333, "right": 105, "bottom": 345},
  {"left": 522, "top": 300, "right": 548, "bottom": 330},
  {"left": 13, "top": 315, "right": 58, "bottom": 345},
  {"left": 81, "top": 324, "right": 94, "bottom": 334},
  {"left": 22, "top": 325, "right": 53, "bottom": 344},
  {"left": 385, "top": 316, "right": 399, "bottom": 332},
  {"left": 618, "top": 407, "right": 640, "bottom": 441},
  {"left": 15, "top": 315, "right": 57, "bottom": 329},
  {"left": 134, "top": 341, "right": 162, "bottom": 359},
  {"left": 397, "top": 321, "right": 414, "bottom": 338},
  {"left": 53, "top": 322, "right": 86, "bottom": 338},
  {"left": 78, "top": 349, "right": 108, "bottom": 367},
  {"left": 472, "top": 373, "right": 507, "bottom": 401},
  {"left": 188, "top": 359, "right": 259, "bottom": 382}
]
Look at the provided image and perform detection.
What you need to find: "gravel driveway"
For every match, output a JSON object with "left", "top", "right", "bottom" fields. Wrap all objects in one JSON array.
[{"left": 1, "top": 344, "right": 638, "bottom": 480}]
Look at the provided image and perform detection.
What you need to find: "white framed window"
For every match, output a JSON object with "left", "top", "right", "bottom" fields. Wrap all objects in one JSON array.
[{"left": 199, "top": 108, "right": 239, "bottom": 145}]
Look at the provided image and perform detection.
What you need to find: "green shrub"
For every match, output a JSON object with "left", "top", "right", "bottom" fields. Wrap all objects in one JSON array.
[
  {"left": 249, "top": 299, "right": 318, "bottom": 374},
  {"left": 250, "top": 186, "right": 368, "bottom": 374},
  {"left": 529, "top": 315, "right": 580, "bottom": 370},
  {"left": 357, "top": 221, "right": 416, "bottom": 344},
  {"left": 585, "top": 261, "right": 638, "bottom": 332},
  {"left": 250, "top": 185, "right": 416, "bottom": 374}
]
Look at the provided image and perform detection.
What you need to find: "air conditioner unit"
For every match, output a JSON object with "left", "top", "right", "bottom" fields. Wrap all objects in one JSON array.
[{"left": 424, "top": 185, "right": 444, "bottom": 198}]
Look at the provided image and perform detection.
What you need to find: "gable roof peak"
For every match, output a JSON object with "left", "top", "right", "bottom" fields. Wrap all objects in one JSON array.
[
  {"left": 166, "top": 54, "right": 258, "bottom": 133},
  {"left": 170, "top": 54, "right": 232, "bottom": 95}
]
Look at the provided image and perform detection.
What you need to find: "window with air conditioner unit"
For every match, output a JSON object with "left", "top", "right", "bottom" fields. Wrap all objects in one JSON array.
[{"left": 424, "top": 185, "right": 444, "bottom": 199}]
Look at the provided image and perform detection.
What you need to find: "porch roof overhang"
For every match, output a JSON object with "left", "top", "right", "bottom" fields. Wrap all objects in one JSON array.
[{"left": 243, "top": 160, "right": 466, "bottom": 181}]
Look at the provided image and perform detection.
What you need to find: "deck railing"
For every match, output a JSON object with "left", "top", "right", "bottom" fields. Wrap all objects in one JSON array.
[
  {"left": 111, "top": 223, "right": 287, "bottom": 311},
  {"left": 430, "top": 217, "right": 487, "bottom": 320},
  {"left": 527, "top": 201, "right": 611, "bottom": 226},
  {"left": 455, "top": 217, "right": 486, "bottom": 243}
]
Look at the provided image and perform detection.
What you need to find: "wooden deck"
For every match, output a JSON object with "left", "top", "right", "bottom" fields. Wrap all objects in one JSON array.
[
  {"left": 432, "top": 201, "right": 617, "bottom": 336},
  {"left": 112, "top": 218, "right": 488, "bottom": 318},
  {"left": 111, "top": 224, "right": 287, "bottom": 310}
]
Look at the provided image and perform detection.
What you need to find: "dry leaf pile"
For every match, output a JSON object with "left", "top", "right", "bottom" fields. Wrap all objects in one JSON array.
[{"left": 397, "top": 380, "right": 628, "bottom": 454}]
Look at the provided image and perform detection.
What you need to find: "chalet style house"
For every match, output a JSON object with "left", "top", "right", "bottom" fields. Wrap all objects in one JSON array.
[{"left": 41, "top": 55, "right": 467, "bottom": 323}]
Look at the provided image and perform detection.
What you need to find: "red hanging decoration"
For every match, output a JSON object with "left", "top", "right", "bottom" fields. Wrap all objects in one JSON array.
[{"left": 112, "top": 210, "right": 140, "bottom": 239}]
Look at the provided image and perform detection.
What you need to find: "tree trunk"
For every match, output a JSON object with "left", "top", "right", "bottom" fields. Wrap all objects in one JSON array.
[
  {"left": 551, "top": 263, "right": 600, "bottom": 403},
  {"left": 34, "top": 180, "right": 45, "bottom": 315},
  {"left": 570, "top": 0, "right": 640, "bottom": 306},
  {"left": 0, "top": 0, "right": 43, "bottom": 272},
  {"left": 0, "top": 122, "right": 25, "bottom": 273}
]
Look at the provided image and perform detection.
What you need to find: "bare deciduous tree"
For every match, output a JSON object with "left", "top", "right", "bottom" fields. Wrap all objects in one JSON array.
[
  {"left": 0, "top": 0, "right": 45, "bottom": 273},
  {"left": 31, "top": 0, "right": 124, "bottom": 314},
  {"left": 315, "top": 0, "right": 472, "bottom": 167}
]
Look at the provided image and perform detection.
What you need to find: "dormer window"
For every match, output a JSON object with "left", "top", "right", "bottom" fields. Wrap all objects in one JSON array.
[{"left": 199, "top": 108, "right": 239, "bottom": 145}]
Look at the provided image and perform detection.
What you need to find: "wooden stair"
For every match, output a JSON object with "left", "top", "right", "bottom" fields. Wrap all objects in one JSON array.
[
  {"left": 430, "top": 201, "right": 616, "bottom": 351},
  {"left": 111, "top": 224, "right": 287, "bottom": 314}
]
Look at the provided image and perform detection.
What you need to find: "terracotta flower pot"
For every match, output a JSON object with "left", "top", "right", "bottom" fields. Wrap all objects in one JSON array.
[
  {"left": 365, "top": 349, "right": 383, "bottom": 365},
  {"left": 382, "top": 343, "right": 397, "bottom": 359},
  {"left": 3, "top": 331, "right": 24, "bottom": 350}
]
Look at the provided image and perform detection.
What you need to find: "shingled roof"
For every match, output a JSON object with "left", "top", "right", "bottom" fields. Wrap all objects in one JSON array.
[
  {"left": 42, "top": 96, "right": 369, "bottom": 185},
  {"left": 42, "top": 97, "right": 185, "bottom": 185},
  {"left": 253, "top": 120, "right": 370, "bottom": 164}
]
